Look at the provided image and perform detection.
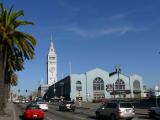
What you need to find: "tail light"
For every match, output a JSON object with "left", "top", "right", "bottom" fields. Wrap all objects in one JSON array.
[
  {"left": 133, "top": 108, "right": 135, "bottom": 112},
  {"left": 118, "top": 109, "right": 122, "bottom": 114}
]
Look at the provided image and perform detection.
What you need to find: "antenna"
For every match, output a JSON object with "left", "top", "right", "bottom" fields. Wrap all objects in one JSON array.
[
  {"left": 69, "top": 62, "right": 72, "bottom": 75},
  {"left": 40, "top": 78, "right": 43, "bottom": 85}
]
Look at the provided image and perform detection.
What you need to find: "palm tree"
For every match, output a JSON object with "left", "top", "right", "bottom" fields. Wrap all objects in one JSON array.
[{"left": 0, "top": 3, "right": 36, "bottom": 114}]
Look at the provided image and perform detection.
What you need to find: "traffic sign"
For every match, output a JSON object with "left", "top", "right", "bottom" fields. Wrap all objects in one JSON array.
[{"left": 155, "top": 86, "right": 159, "bottom": 91}]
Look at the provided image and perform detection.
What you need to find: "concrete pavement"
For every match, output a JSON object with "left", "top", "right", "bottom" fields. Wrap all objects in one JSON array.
[{"left": 0, "top": 102, "right": 17, "bottom": 120}]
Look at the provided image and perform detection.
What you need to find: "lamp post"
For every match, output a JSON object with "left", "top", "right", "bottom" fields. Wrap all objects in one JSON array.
[
  {"left": 60, "top": 82, "right": 64, "bottom": 98},
  {"left": 85, "top": 72, "right": 88, "bottom": 102},
  {"left": 155, "top": 85, "right": 159, "bottom": 107},
  {"left": 115, "top": 65, "right": 121, "bottom": 100},
  {"left": 53, "top": 80, "right": 56, "bottom": 98}
]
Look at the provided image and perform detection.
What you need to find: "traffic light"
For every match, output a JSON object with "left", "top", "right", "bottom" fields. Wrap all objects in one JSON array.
[
  {"left": 26, "top": 89, "right": 27, "bottom": 93},
  {"left": 18, "top": 89, "right": 20, "bottom": 93}
]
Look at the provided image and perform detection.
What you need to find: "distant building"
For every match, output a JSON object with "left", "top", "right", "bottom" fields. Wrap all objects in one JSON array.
[{"left": 44, "top": 68, "right": 144, "bottom": 101}]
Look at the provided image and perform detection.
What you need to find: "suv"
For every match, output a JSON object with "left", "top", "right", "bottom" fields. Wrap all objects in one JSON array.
[
  {"left": 59, "top": 101, "right": 75, "bottom": 112},
  {"left": 96, "top": 101, "right": 135, "bottom": 120}
]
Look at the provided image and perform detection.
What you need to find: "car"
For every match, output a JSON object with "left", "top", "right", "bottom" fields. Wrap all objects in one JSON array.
[
  {"left": 59, "top": 101, "right": 75, "bottom": 112},
  {"left": 36, "top": 100, "right": 48, "bottom": 111},
  {"left": 149, "top": 106, "right": 160, "bottom": 119},
  {"left": 23, "top": 103, "right": 45, "bottom": 120},
  {"left": 95, "top": 101, "right": 135, "bottom": 120}
]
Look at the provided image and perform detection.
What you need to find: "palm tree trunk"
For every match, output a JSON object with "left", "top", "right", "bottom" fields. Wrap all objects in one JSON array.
[
  {"left": 0, "top": 59, "right": 6, "bottom": 115},
  {"left": 0, "top": 48, "right": 8, "bottom": 114}
]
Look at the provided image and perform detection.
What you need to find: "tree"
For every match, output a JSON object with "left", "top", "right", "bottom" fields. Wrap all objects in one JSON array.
[{"left": 0, "top": 3, "right": 36, "bottom": 114}]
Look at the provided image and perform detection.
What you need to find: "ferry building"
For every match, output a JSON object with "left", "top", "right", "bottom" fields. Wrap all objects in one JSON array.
[{"left": 45, "top": 67, "right": 144, "bottom": 102}]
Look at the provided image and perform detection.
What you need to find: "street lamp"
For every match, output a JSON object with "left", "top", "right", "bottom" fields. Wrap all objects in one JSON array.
[
  {"left": 53, "top": 80, "right": 56, "bottom": 98},
  {"left": 60, "top": 82, "right": 64, "bottom": 98},
  {"left": 85, "top": 72, "right": 88, "bottom": 102},
  {"left": 155, "top": 85, "right": 159, "bottom": 107},
  {"left": 115, "top": 65, "right": 121, "bottom": 99}
]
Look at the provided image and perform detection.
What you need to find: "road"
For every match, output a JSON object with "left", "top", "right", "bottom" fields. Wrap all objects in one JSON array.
[{"left": 13, "top": 103, "right": 153, "bottom": 120}]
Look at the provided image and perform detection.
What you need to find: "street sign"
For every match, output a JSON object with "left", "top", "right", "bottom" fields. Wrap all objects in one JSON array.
[
  {"left": 106, "top": 84, "right": 113, "bottom": 91},
  {"left": 155, "top": 86, "right": 159, "bottom": 91}
]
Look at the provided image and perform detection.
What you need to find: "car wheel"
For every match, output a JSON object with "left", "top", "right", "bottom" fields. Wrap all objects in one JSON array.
[
  {"left": 126, "top": 118, "right": 133, "bottom": 120},
  {"left": 149, "top": 111, "right": 156, "bottom": 118},
  {"left": 72, "top": 109, "right": 75, "bottom": 112},
  {"left": 96, "top": 112, "right": 101, "bottom": 119},
  {"left": 110, "top": 114, "right": 116, "bottom": 120}
]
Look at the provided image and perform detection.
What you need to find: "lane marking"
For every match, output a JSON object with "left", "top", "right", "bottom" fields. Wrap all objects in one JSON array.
[{"left": 46, "top": 116, "right": 54, "bottom": 120}]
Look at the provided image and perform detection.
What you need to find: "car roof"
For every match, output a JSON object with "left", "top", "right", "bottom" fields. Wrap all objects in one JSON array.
[{"left": 105, "top": 100, "right": 132, "bottom": 104}]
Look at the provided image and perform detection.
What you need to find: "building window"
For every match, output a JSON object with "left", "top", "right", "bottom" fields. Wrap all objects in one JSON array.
[
  {"left": 93, "top": 77, "right": 104, "bottom": 91},
  {"left": 76, "top": 81, "right": 82, "bottom": 91},
  {"left": 133, "top": 80, "right": 140, "bottom": 90},
  {"left": 115, "top": 79, "right": 125, "bottom": 90}
]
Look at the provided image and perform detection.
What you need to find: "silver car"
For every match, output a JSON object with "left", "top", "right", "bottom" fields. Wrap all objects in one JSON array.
[{"left": 96, "top": 101, "right": 135, "bottom": 120}]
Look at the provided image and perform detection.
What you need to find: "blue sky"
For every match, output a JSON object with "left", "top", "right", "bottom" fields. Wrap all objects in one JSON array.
[{"left": 1, "top": 0, "right": 160, "bottom": 95}]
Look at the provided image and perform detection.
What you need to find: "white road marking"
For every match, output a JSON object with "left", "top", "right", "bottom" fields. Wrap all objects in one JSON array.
[{"left": 46, "top": 116, "right": 54, "bottom": 120}]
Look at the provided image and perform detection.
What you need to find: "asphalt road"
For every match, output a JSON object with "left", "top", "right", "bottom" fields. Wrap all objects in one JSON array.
[{"left": 13, "top": 103, "right": 154, "bottom": 120}]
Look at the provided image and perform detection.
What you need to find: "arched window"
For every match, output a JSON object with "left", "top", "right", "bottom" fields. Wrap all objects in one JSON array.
[
  {"left": 133, "top": 80, "right": 140, "bottom": 90},
  {"left": 93, "top": 77, "right": 104, "bottom": 91},
  {"left": 76, "top": 81, "right": 82, "bottom": 91},
  {"left": 115, "top": 79, "right": 125, "bottom": 90}
]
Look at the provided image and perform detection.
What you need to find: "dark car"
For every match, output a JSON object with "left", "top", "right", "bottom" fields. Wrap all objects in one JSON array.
[
  {"left": 59, "top": 101, "right": 75, "bottom": 112},
  {"left": 148, "top": 106, "right": 160, "bottom": 119}
]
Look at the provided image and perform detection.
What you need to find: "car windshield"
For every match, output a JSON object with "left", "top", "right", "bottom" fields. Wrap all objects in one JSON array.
[
  {"left": 27, "top": 105, "right": 40, "bottom": 110},
  {"left": 37, "top": 102, "right": 46, "bottom": 104},
  {"left": 120, "top": 103, "right": 133, "bottom": 108},
  {"left": 66, "top": 101, "right": 74, "bottom": 104},
  {"left": 37, "top": 100, "right": 46, "bottom": 104}
]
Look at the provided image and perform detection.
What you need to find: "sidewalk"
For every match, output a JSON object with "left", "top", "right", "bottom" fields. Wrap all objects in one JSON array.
[{"left": 0, "top": 102, "right": 17, "bottom": 120}]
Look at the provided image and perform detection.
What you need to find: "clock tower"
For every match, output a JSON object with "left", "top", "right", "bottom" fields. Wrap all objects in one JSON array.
[{"left": 47, "top": 35, "right": 57, "bottom": 85}]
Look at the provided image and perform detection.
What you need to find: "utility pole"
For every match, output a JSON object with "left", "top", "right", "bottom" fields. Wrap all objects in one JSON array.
[
  {"left": 85, "top": 73, "right": 88, "bottom": 102},
  {"left": 115, "top": 65, "right": 121, "bottom": 100},
  {"left": 113, "top": 83, "right": 115, "bottom": 101}
]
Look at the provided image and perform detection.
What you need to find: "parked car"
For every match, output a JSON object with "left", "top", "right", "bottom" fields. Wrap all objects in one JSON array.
[
  {"left": 23, "top": 103, "right": 45, "bottom": 120},
  {"left": 59, "top": 101, "right": 75, "bottom": 112},
  {"left": 36, "top": 100, "right": 48, "bottom": 111},
  {"left": 149, "top": 106, "right": 160, "bottom": 119},
  {"left": 96, "top": 101, "right": 135, "bottom": 120}
]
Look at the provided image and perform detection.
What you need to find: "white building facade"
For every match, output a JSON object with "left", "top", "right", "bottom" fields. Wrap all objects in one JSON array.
[
  {"left": 71, "top": 68, "right": 144, "bottom": 101},
  {"left": 46, "top": 68, "right": 144, "bottom": 102}
]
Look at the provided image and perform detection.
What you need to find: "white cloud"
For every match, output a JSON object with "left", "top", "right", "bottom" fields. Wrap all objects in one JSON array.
[
  {"left": 66, "top": 26, "right": 133, "bottom": 38},
  {"left": 101, "top": 26, "right": 131, "bottom": 35}
]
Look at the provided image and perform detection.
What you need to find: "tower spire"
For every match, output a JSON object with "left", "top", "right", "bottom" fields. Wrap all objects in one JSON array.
[
  {"left": 50, "top": 33, "right": 54, "bottom": 48},
  {"left": 49, "top": 33, "right": 55, "bottom": 53}
]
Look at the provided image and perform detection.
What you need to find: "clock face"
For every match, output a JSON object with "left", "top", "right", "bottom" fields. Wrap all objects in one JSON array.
[
  {"left": 49, "top": 62, "right": 54, "bottom": 65},
  {"left": 49, "top": 67, "right": 55, "bottom": 73}
]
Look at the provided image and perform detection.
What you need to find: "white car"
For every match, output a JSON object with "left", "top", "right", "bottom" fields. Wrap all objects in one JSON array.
[{"left": 36, "top": 101, "right": 48, "bottom": 111}]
